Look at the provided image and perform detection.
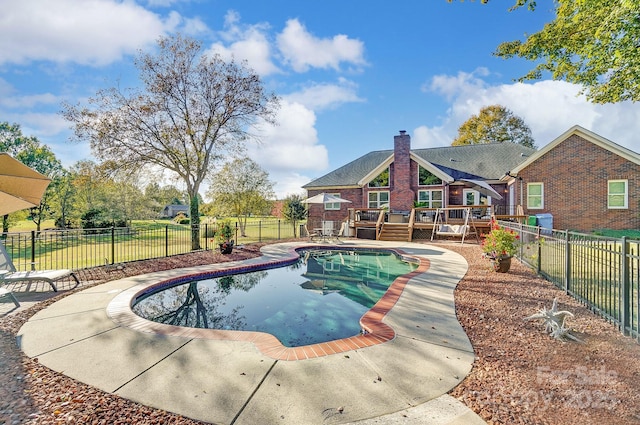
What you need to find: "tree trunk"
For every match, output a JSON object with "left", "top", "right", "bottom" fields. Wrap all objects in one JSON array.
[{"left": 190, "top": 194, "right": 201, "bottom": 250}]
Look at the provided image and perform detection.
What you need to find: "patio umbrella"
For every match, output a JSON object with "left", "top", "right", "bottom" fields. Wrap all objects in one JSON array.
[
  {"left": 302, "top": 192, "right": 351, "bottom": 235},
  {"left": 0, "top": 153, "right": 51, "bottom": 216},
  {"left": 460, "top": 179, "right": 503, "bottom": 200}
]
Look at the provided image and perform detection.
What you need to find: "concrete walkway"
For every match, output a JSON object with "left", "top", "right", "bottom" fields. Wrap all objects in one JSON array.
[{"left": 17, "top": 240, "right": 485, "bottom": 425}]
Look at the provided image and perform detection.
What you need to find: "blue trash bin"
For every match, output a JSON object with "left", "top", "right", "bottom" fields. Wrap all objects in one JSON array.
[{"left": 535, "top": 213, "right": 553, "bottom": 234}]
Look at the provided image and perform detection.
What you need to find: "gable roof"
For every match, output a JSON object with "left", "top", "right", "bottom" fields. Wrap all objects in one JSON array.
[
  {"left": 509, "top": 125, "right": 640, "bottom": 175},
  {"left": 303, "top": 142, "right": 536, "bottom": 189}
]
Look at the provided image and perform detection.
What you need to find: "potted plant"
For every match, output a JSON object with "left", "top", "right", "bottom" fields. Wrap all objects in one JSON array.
[
  {"left": 217, "top": 221, "right": 234, "bottom": 254},
  {"left": 481, "top": 221, "right": 519, "bottom": 272}
]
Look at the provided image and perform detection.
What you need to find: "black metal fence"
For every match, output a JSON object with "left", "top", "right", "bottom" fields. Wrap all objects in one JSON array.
[
  {"left": 501, "top": 221, "right": 640, "bottom": 341},
  {"left": 1, "top": 219, "right": 301, "bottom": 272}
]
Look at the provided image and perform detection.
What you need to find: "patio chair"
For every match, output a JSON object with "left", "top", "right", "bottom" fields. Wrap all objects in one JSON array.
[
  {"left": 304, "top": 224, "right": 320, "bottom": 242},
  {"left": 0, "top": 241, "right": 80, "bottom": 292},
  {"left": 331, "top": 221, "right": 348, "bottom": 242}
]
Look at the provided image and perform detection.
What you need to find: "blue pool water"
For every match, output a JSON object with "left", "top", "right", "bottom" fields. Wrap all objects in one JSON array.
[{"left": 133, "top": 248, "right": 417, "bottom": 347}]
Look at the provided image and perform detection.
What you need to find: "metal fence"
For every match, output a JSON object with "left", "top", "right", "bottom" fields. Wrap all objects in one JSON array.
[
  {"left": 501, "top": 221, "right": 640, "bottom": 341},
  {"left": 1, "top": 219, "right": 301, "bottom": 271}
]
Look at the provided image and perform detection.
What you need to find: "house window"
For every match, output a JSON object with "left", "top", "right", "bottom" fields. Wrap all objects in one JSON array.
[
  {"left": 417, "top": 190, "right": 443, "bottom": 208},
  {"left": 527, "top": 183, "right": 544, "bottom": 209},
  {"left": 608, "top": 180, "right": 628, "bottom": 209},
  {"left": 325, "top": 193, "right": 342, "bottom": 210},
  {"left": 418, "top": 166, "right": 442, "bottom": 186},
  {"left": 368, "top": 168, "right": 389, "bottom": 188},
  {"left": 368, "top": 191, "right": 389, "bottom": 208}
]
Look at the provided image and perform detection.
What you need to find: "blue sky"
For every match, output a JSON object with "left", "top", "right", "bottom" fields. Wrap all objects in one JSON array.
[{"left": 2, "top": 0, "right": 640, "bottom": 198}]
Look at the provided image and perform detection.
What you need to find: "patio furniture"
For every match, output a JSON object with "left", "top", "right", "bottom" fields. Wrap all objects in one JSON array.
[
  {"left": 304, "top": 224, "right": 320, "bottom": 242},
  {"left": 0, "top": 270, "right": 19, "bottom": 307},
  {"left": 0, "top": 241, "right": 80, "bottom": 292}
]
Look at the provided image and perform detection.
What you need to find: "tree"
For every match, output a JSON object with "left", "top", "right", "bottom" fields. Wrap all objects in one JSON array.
[
  {"left": 452, "top": 105, "right": 536, "bottom": 148},
  {"left": 0, "top": 122, "right": 64, "bottom": 232},
  {"left": 62, "top": 34, "right": 279, "bottom": 249},
  {"left": 282, "top": 194, "right": 307, "bottom": 238},
  {"left": 206, "top": 158, "right": 275, "bottom": 237},
  {"left": 494, "top": 0, "right": 640, "bottom": 104}
]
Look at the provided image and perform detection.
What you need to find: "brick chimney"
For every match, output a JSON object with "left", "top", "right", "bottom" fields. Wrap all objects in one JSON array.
[{"left": 390, "top": 130, "right": 415, "bottom": 211}]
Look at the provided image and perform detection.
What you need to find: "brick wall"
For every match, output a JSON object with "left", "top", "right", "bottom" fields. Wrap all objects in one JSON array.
[
  {"left": 305, "top": 188, "right": 362, "bottom": 226},
  {"left": 520, "top": 134, "right": 640, "bottom": 232},
  {"left": 390, "top": 131, "right": 415, "bottom": 211}
]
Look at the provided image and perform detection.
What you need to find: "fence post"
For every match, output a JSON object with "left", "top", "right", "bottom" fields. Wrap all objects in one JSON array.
[
  {"left": 278, "top": 219, "right": 281, "bottom": 240},
  {"left": 564, "top": 230, "right": 571, "bottom": 294},
  {"left": 30, "top": 230, "right": 36, "bottom": 270},
  {"left": 536, "top": 226, "right": 542, "bottom": 274},
  {"left": 258, "top": 221, "right": 262, "bottom": 242},
  {"left": 111, "top": 226, "right": 115, "bottom": 265},
  {"left": 165, "top": 225, "right": 169, "bottom": 257},
  {"left": 621, "top": 236, "right": 630, "bottom": 335},
  {"left": 204, "top": 223, "right": 208, "bottom": 250}
]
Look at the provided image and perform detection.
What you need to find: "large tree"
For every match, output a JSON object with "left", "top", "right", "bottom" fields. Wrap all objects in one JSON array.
[
  {"left": 494, "top": 0, "right": 640, "bottom": 104},
  {"left": 206, "top": 158, "right": 275, "bottom": 238},
  {"left": 63, "top": 34, "right": 279, "bottom": 249},
  {"left": 452, "top": 105, "right": 536, "bottom": 148}
]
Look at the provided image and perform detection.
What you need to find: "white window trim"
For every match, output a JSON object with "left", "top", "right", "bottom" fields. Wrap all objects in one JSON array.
[
  {"left": 608, "top": 179, "right": 628, "bottom": 209},
  {"left": 324, "top": 192, "right": 342, "bottom": 210},
  {"left": 368, "top": 191, "right": 390, "bottom": 208},
  {"left": 417, "top": 189, "right": 443, "bottom": 208},
  {"left": 527, "top": 182, "right": 544, "bottom": 210}
]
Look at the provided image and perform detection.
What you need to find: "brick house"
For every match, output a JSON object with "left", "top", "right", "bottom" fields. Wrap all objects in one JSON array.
[
  {"left": 303, "top": 131, "right": 536, "bottom": 239},
  {"left": 506, "top": 125, "right": 640, "bottom": 232}
]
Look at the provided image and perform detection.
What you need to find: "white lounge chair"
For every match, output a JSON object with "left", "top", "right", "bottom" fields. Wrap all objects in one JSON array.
[
  {"left": 0, "top": 270, "right": 20, "bottom": 307},
  {"left": 0, "top": 241, "right": 80, "bottom": 292}
]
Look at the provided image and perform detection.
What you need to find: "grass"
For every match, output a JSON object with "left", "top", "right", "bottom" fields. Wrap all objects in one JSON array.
[{"left": 4, "top": 217, "right": 300, "bottom": 270}]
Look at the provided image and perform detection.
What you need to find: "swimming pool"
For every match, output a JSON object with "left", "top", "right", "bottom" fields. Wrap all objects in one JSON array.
[{"left": 132, "top": 248, "right": 418, "bottom": 347}]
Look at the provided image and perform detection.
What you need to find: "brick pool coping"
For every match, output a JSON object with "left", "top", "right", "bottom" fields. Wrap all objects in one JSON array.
[{"left": 106, "top": 245, "right": 430, "bottom": 361}]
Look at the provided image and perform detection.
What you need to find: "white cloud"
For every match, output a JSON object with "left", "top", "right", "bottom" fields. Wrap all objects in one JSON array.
[
  {"left": 276, "top": 19, "right": 367, "bottom": 73},
  {"left": 284, "top": 78, "right": 364, "bottom": 111},
  {"left": 0, "top": 0, "right": 181, "bottom": 66},
  {"left": 247, "top": 100, "right": 328, "bottom": 197},
  {"left": 205, "top": 11, "right": 279, "bottom": 76},
  {"left": 418, "top": 71, "right": 640, "bottom": 152}
]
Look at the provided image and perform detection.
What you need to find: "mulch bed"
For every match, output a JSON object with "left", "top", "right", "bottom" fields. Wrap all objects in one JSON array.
[{"left": 1, "top": 241, "right": 640, "bottom": 424}]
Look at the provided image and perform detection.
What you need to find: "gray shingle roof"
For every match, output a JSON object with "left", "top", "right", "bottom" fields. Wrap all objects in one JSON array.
[{"left": 303, "top": 142, "right": 536, "bottom": 189}]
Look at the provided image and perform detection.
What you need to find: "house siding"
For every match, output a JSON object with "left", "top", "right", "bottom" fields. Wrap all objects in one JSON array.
[{"left": 520, "top": 134, "right": 640, "bottom": 232}]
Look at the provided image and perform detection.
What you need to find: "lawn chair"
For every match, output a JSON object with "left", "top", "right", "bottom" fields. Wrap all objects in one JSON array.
[
  {"left": 0, "top": 270, "right": 20, "bottom": 307},
  {"left": 304, "top": 224, "right": 320, "bottom": 242},
  {"left": 0, "top": 241, "right": 80, "bottom": 292},
  {"left": 331, "top": 221, "right": 348, "bottom": 242}
]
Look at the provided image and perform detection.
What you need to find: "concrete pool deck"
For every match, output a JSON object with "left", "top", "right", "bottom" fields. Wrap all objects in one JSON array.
[{"left": 17, "top": 240, "right": 486, "bottom": 425}]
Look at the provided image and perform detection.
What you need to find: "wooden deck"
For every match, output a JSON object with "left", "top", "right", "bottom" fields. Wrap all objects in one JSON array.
[{"left": 345, "top": 206, "right": 525, "bottom": 242}]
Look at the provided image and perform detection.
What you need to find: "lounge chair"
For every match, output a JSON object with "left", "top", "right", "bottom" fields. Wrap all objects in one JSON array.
[
  {"left": 0, "top": 271, "right": 20, "bottom": 307},
  {"left": 0, "top": 241, "right": 80, "bottom": 292}
]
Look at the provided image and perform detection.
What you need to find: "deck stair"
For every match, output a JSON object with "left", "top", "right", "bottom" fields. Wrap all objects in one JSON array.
[{"left": 377, "top": 223, "right": 411, "bottom": 242}]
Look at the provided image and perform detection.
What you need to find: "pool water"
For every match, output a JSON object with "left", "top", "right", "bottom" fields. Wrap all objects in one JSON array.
[{"left": 133, "top": 249, "right": 417, "bottom": 347}]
